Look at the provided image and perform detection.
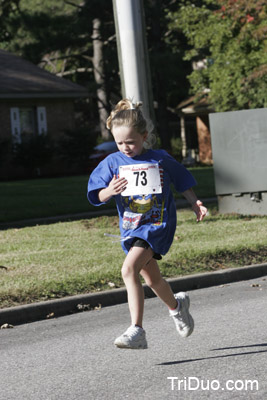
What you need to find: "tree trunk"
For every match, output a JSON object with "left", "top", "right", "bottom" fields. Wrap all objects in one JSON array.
[{"left": 92, "top": 18, "right": 111, "bottom": 140}]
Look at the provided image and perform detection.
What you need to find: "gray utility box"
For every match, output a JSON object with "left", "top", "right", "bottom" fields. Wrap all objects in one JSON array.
[{"left": 209, "top": 108, "right": 267, "bottom": 215}]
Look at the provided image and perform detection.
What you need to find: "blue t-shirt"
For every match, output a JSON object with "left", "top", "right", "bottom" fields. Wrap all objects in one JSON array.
[{"left": 87, "top": 149, "right": 196, "bottom": 255}]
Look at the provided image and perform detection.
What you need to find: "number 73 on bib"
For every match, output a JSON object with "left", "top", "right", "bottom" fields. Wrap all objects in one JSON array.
[{"left": 119, "top": 163, "right": 162, "bottom": 196}]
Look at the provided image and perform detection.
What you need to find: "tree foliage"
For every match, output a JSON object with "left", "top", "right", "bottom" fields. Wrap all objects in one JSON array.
[
  {"left": 1, "top": 0, "right": 117, "bottom": 88},
  {"left": 143, "top": 0, "right": 193, "bottom": 147},
  {"left": 0, "top": 0, "right": 193, "bottom": 147},
  {"left": 0, "top": 0, "right": 119, "bottom": 139},
  {"left": 168, "top": 0, "right": 267, "bottom": 111}
]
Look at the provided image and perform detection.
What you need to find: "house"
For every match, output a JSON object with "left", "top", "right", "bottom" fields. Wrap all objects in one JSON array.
[
  {"left": 176, "top": 95, "right": 214, "bottom": 166},
  {"left": 0, "top": 49, "right": 89, "bottom": 179}
]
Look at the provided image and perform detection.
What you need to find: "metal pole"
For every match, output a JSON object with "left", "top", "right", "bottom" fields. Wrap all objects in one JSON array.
[{"left": 112, "top": 0, "right": 155, "bottom": 124}]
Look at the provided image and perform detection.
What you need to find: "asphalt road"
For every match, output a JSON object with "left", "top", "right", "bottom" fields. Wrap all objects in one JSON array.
[{"left": 1, "top": 277, "right": 266, "bottom": 400}]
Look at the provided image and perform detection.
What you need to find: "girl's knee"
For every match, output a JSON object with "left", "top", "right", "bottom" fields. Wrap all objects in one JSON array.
[{"left": 121, "top": 263, "right": 137, "bottom": 281}]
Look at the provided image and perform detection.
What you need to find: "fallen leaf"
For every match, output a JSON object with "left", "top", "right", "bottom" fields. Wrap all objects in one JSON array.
[
  {"left": 218, "top": 284, "right": 230, "bottom": 288},
  {"left": 77, "top": 304, "right": 91, "bottom": 311},
  {"left": 1, "top": 323, "right": 14, "bottom": 329}
]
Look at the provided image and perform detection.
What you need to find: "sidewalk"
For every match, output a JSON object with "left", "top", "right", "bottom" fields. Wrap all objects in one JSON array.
[{"left": 1, "top": 262, "right": 266, "bottom": 327}]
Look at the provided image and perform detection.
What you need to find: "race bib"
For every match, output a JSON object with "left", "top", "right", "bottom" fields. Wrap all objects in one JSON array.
[{"left": 119, "top": 163, "right": 162, "bottom": 196}]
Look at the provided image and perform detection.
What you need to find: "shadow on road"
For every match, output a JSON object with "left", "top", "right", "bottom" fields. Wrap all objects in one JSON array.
[
  {"left": 210, "top": 342, "right": 267, "bottom": 351},
  {"left": 157, "top": 343, "right": 267, "bottom": 366}
]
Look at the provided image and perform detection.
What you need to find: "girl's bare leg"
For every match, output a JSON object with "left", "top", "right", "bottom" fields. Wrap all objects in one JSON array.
[
  {"left": 121, "top": 246, "right": 154, "bottom": 327},
  {"left": 140, "top": 258, "right": 177, "bottom": 309}
]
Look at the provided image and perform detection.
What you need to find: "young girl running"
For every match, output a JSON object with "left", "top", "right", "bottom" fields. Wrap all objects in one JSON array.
[{"left": 87, "top": 99, "right": 207, "bottom": 349}]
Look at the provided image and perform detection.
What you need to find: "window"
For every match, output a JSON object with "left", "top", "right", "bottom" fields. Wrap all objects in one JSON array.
[
  {"left": 10, "top": 108, "right": 21, "bottom": 144},
  {"left": 37, "top": 107, "right": 47, "bottom": 135},
  {"left": 10, "top": 106, "right": 47, "bottom": 144},
  {"left": 20, "top": 108, "right": 36, "bottom": 136}
]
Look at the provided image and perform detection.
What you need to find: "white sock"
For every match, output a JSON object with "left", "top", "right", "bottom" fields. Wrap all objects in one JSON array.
[{"left": 169, "top": 300, "right": 180, "bottom": 315}]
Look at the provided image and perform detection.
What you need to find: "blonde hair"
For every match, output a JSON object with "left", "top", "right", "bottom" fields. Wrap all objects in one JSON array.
[{"left": 106, "top": 99, "right": 155, "bottom": 149}]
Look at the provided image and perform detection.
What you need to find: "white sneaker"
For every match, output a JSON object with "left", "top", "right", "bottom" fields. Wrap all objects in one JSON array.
[
  {"left": 170, "top": 292, "right": 194, "bottom": 338},
  {"left": 114, "top": 325, "right": 148, "bottom": 349}
]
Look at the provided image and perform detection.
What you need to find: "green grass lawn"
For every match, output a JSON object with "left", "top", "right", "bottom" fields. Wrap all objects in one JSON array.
[
  {"left": 1, "top": 205, "right": 266, "bottom": 308},
  {"left": 0, "top": 167, "right": 215, "bottom": 223}
]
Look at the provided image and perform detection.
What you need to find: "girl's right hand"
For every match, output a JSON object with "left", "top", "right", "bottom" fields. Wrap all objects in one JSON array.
[
  {"left": 108, "top": 175, "right": 128, "bottom": 196},
  {"left": 98, "top": 175, "right": 128, "bottom": 202}
]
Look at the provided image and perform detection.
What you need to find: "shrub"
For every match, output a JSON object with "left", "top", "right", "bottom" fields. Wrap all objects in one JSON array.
[
  {"left": 56, "top": 127, "right": 98, "bottom": 173},
  {"left": 12, "top": 134, "right": 54, "bottom": 176}
]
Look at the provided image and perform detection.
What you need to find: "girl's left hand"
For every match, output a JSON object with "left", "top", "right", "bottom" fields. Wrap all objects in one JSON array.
[{"left": 192, "top": 200, "right": 208, "bottom": 222}]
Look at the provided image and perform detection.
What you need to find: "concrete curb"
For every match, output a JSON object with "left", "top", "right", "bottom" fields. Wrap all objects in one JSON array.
[{"left": 1, "top": 263, "right": 266, "bottom": 326}]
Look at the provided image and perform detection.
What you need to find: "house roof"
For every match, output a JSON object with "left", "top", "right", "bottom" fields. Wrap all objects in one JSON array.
[{"left": 0, "top": 49, "right": 89, "bottom": 99}]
